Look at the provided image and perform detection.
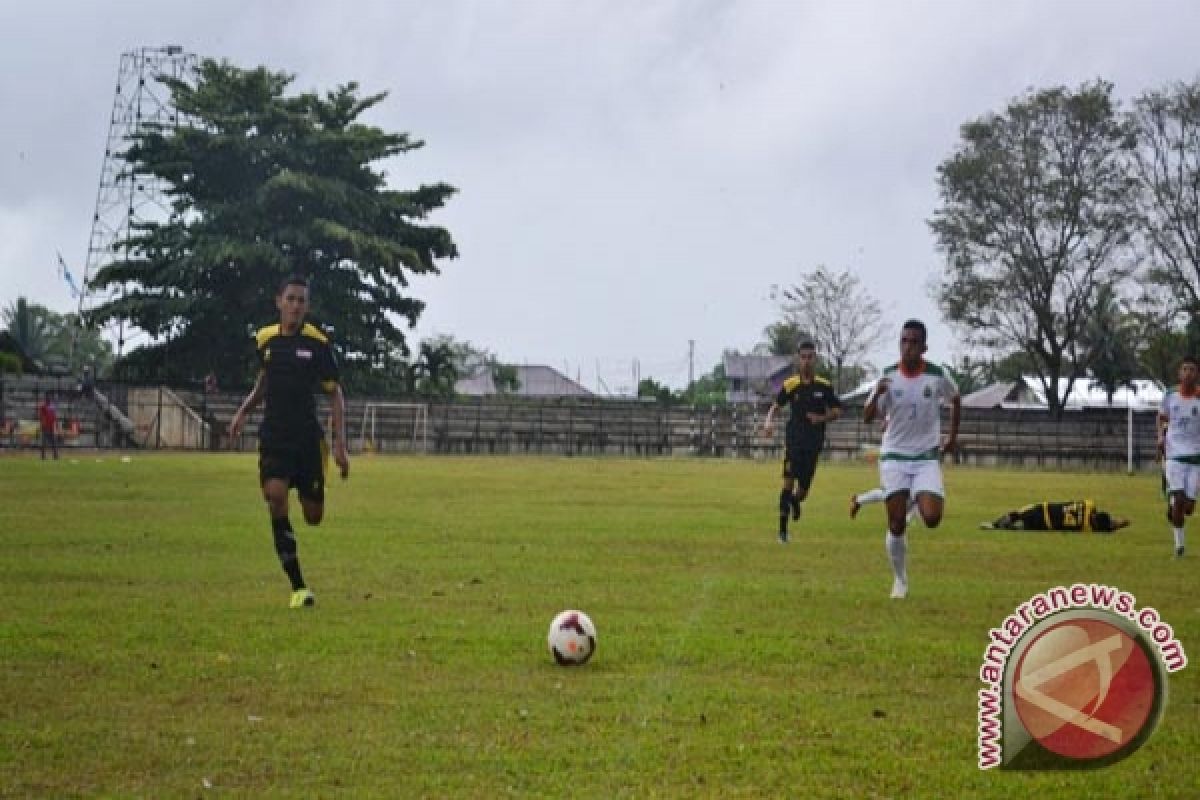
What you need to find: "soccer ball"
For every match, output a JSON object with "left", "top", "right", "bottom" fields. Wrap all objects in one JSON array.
[{"left": 547, "top": 610, "right": 597, "bottom": 666}]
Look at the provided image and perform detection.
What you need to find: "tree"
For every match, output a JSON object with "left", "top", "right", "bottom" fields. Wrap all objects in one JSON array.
[
  {"left": 1, "top": 299, "right": 114, "bottom": 375},
  {"left": 419, "top": 334, "right": 520, "bottom": 396},
  {"left": 87, "top": 60, "right": 457, "bottom": 389},
  {"left": 770, "top": 266, "right": 885, "bottom": 394},
  {"left": 1, "top": 298, "right": 54, "bottom": 365},
  {"left": 1082, "top": 284, "right": 1140, "bottom": 404},
  {"left": 679, "top": 362, "right": 729, "bottom": 406},
  {"left": 1129, "top": 78, "right": 1200, "bottom": 313},
  {"left": 756, "top": 320, "right": 809, "bottom": 357},
  {"left": 930, "top": 80, "right": 1138, "bottom": 418},
  {"left": 637, "top": 377, "right": 674, "bottom": 404}
]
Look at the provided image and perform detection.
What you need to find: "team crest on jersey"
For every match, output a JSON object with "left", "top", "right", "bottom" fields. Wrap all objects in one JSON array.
[{"left": 923, "top": 386, "right": 933, "bottom": 398}]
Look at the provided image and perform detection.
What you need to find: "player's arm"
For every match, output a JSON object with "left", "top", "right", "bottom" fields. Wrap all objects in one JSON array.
[
  {"left": 228, "top": 370, "right": 265, "bottom": 439},
  {"left": 326, "top": 381, "right": 349, "bottom": 479},
  {"left": 1157, "top": 409, "right": 1169, "bottom": 457},
  {"left": 942, "top": 391, "right": 962, "bottom": 454},
  {"left": 862, "top": 377, "right": 890, "bottom": 424},
  {"left": 762, "top": 402, "right": 781, "bottom": 436}
]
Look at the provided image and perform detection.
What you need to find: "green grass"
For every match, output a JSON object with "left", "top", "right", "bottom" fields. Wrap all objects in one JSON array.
[{"left": 0, "top": 453, "right": 1196, "bottom": 798}]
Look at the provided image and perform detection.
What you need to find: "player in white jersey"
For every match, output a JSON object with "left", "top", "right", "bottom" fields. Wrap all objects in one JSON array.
[
  {"left": 1158, "top": 355, "right": 1200, "bottom": 557},
  {"left": 862, "top": 320, "right": 960, "bottom": 599}
]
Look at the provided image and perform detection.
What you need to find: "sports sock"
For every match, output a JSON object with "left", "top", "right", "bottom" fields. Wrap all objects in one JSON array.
[
  {"left": 886, "top": 532, "right": 907, "bottom": 582},
  {"left": 779, "top": 489, "right": 793, "bottom": 534},
  {"left": 272, "top": 516, "right": 306, "bottom": 590},
  {"left": 1173, "top": 527, "right": 1185, "bottom": 550},
  {"left": 855, "top": 488, "right": 886, "bottom": 506}
]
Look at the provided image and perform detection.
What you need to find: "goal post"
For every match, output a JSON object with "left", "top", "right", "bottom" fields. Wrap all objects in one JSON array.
[{"left": 357, "top": 402, "right": 429, "bottom": 454}]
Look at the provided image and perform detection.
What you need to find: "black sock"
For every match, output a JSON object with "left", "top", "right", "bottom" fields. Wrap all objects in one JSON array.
[
  {"left": 779, "top": 489, "right": 793, "bottom": 533},
  {"left": 271, "top": 517, "right": 306, "bottom": 590}
]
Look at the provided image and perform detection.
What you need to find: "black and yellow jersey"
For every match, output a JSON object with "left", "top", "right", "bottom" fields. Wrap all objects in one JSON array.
[
  {"left": 774, "top": 374, "right": 841, "bottom": 449},
  {"left": 254, "top": 322, "right": 340, "bottom": 448},
  {"left": 1017, "top": 500, "right": 1107, "bottom": 532}
]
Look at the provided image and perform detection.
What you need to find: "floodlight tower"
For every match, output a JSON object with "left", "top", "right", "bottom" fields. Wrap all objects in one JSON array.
[{"left": 75, "top": 45, "right": 198, "bottom": 365}]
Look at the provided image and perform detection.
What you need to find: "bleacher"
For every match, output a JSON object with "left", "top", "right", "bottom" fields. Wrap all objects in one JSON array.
[{"left": 0, "top": 375, "right": 99, "bottom": 450}]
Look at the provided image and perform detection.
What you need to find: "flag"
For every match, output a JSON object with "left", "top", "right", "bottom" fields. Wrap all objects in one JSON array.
[{"left": 56, "top": 251, "right": 80, "bottom": 298}]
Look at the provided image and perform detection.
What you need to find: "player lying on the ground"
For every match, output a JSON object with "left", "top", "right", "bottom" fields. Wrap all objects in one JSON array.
[{"left": 979, "top": 500, "right": 1129, "bottom": 533}]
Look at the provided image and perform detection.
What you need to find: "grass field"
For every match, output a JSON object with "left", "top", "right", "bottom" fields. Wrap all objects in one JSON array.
[{"left": 0, "top": 453, "right": 1196, "bottom": 798}]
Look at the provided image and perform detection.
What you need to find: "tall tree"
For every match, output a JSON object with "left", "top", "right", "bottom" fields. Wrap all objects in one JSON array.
[
  {"left": 771, "top": 266, "right": 884, "bottom": 394},
  {"left": 87, "top": 60, "right": 457, "bottom": 389},
  {"left": 756, "top": 320, "right": 809, "bottom": 357},
  {"left": 930, "top": 81, "right": 1138, "bottom": 417},
  {"left": 1130, "top": 78, "right": 1200, "bottom": 313}
]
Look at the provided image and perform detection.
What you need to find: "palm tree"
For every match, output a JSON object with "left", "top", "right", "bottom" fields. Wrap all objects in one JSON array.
[{"left": 1, "top": 298, "right": 54, "bottom": 365}]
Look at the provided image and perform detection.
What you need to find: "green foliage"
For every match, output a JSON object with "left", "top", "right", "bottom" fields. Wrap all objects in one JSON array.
[
  {"left": 930, "top": 80, "right": 1138, "bottom": 417},
  {"left": 0, "top": 352, "right": 22, "bottom": 376},
  {"left": 1, "top": 297, "right": 54, "bottom": 365},
  {"left": 2, "top": 298, "right": 114, "bottom": 375},
  {"left": 679, "top": 362, "right": 728, "bottom": 406},
  {"left": 1083, "top": 284, "right": 1141, "bottom": 403},
  {"left": 87, "top": 60, "right": 457, "bottom": 389},
  {"left": 0, "top": 455, "right": 1194, "bottom": 797},
  {"left": 757, "top": 320, "right": 809, "bottom": 357},
  {"left": 637, "top": 377, "right": 674, "bottom": 403}
]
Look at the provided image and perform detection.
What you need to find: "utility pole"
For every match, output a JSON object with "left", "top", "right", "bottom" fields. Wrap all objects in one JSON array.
[{"left": 688, "top": 340, "right": 695, "bottom": 387}]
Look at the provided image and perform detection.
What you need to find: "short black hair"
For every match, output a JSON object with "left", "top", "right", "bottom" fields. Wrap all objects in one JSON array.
[
  {"left": 798, "top": 341, "right": 816, "bottom": 352},
  {"left": 277, "top": 274, "right": 309, "bottom": 295},
  {"left": 901, "top": 319, "right": 927, "bottom": 343},
  {"left": 1180, "top": 354, "right": 1199, "bottom": 369}
]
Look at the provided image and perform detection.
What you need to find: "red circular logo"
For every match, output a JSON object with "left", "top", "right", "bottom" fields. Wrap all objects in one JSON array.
[{"left": 1013, "top": 617, "right": 1157, "bottom": 761}]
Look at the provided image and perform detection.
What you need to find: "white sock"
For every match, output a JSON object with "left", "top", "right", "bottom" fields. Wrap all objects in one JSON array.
[
  {"left": 1174, "top": 528, "right": 1185, "bottom": 549},
  {"left": 886, "top": 532, "right": 907, "bottom": 582},
  {"left": 856, "top": 488, "right": 886, "bottom": 506}
]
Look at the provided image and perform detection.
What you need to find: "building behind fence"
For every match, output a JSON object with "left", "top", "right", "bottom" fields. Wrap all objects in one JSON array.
[{"left": 0, "top": 375, "right": 1164, "bottom": 471}]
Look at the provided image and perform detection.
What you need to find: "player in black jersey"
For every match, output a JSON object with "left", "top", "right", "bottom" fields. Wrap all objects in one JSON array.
[
  {"left": 981, "top": 500, "right": 1129, "bottom": 533},
  {"left": 761, "top": 341, "right": 842, "bottom": 542},
  {"left": 229, "top": 275, "right": 350, "bottom": 608}
]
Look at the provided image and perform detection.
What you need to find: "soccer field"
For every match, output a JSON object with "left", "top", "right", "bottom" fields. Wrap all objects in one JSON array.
[{"left": 0, "top": 454, "right": 1195, "bottom": 798}]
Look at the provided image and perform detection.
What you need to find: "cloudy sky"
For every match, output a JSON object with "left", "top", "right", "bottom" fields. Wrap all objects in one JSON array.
[{"left": 2, "top": 0, "right": 1198, "bottom": 392}]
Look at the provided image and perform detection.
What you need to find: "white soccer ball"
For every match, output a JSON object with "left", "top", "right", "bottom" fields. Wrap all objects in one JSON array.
[{"left": 547, "top": 610, "right": 597, "bottom": 666}]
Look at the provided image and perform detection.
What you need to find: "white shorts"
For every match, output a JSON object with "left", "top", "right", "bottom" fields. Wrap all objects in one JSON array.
[
  {"left": 1164, "top": 460, "right": 1200, "bottom": 500},
  {"left": 880, "top": 459, "right": 944, "bottom": 500}
]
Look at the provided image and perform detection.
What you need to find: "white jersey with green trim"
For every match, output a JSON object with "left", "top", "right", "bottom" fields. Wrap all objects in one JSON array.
[
  {"left": 1160, "top": 388, "right": 1200, "bottom": 462},
  {"left": 874, "top": 361, "right": 959, "bottom": 460}
]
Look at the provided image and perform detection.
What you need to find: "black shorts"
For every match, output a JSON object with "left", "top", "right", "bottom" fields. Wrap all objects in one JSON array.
[
  {"left": 782, "top": 444, "right": 820, "bottom": 490},
  {"left": 259, "top": 438, "right": 328, "bottom": 502}
]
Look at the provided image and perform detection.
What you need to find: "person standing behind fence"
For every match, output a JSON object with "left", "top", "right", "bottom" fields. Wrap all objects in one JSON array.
[
  {"left": 863, "top": 319, "right": 960, "bottom": 599},
  {"left": 1158, "top": 354, "right": 1200, "bottom": 558},
  {"left": 228, "top": 275, "right": 350, "bottom": 609},
  {"left": 37, "top": 391, "right": 59, "bottom": 460},
  {"left": 761, "top": 341, "right": 842, "bottom": 543}
]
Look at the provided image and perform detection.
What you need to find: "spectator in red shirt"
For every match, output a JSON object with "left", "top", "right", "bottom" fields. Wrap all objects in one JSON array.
[{"left": 37, "top": 391, "right": 59, "bottom": 460}]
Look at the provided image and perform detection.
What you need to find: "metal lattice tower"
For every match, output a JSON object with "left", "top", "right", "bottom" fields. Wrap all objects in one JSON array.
[{"left": 77, "top": 45, "right": 198, "bottom": 361}]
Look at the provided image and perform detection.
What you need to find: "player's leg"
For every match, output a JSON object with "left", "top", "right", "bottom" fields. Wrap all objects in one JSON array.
[
  {"left": 911, "top": 461, "right": 946, "bottom": 528},
  {"left": 1165, "top": 461, "right": 1194, "bottom": 557},
  {"left": 259, "top": 450, "right": 312, "bottom": 606},
  {"left": 880, "top": 461, "right": 911, "bottom": 599},
  {"left": 778, "top": 449, "right": 797, "bottom": 543},
  {"left": 790, "top": 450, "right": 818, "bottom": 523},
  {"left": 296, "top": 437, "right": 328, "bottom": 527}
]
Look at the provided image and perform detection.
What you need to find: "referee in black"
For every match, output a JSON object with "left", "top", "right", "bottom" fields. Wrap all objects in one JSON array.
[
  {"left": 229, "top": 275, "right": 350, "bottom": 608},
  {"left": 761, "top": 341, "right": 842, "bottom": 542}
]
